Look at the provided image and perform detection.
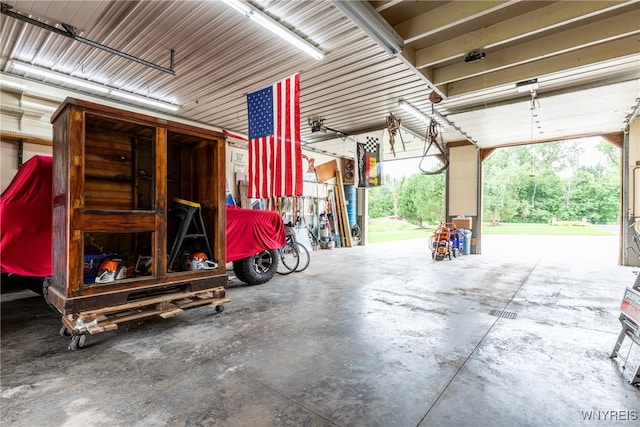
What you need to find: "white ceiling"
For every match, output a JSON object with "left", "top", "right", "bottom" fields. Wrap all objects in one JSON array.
[{"left": 1, "top": 0, "right": 639, "bottom": 161}]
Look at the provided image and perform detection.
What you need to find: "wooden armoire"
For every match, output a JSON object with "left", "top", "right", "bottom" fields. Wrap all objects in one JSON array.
[{"left": 49, "top": 98, "right": 228, "bottom": 315}]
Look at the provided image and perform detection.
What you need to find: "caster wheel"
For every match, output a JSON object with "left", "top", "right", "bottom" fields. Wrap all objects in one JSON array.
[
  {"left": 60, "top": 326, "right": 71, "bottom": 336},
  {"left": 68, "top": 335, "right": 87, "bottom": 351},
  {"left": 215, "top": 305, "right": 224, "bottom": 314}
]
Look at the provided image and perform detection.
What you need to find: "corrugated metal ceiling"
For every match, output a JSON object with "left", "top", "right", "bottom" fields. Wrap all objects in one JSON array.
[{"left": 1, "top": 0, "right": 638, "bottom": 161}]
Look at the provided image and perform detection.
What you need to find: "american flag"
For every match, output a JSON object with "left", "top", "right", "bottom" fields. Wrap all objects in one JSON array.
[{"left": 247, "top": 73, "right": 302, "bottom": 198}]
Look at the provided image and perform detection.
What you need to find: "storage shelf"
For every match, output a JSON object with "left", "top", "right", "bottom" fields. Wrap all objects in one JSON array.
[{"left": 51, "top": 98, "right": 228, "bottom": 315}]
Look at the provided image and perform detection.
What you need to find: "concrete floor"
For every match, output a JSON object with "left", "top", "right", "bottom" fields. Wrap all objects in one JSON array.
[{"left": 2, "top": 237, "right": 639, "bottom": 426}]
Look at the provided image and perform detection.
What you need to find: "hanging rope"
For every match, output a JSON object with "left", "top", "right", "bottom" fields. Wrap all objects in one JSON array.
[
  {"left": 386, "top": 113, "right": 405, "bottom": 157},
  {"left": 419, "top": 109, "right": 449, "bottom": 175}
]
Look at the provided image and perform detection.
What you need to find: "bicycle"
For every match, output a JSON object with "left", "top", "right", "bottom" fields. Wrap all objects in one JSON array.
[
  {"left": 276, "top": 224, "right": 311, "bottom": 275},
  {"left": 305, "top": 224, "right": 320, "bottom": 251}
]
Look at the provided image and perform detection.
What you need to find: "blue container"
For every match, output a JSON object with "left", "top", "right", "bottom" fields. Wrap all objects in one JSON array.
[
  {"left": 344, "top": 185, "right": 357, "bottom": 227},
  {"left": 454, "top": 230, "right": 465, "bottom": 251},
  {"left": 462, "top": 229, "right": 472, "bottom": 255}
]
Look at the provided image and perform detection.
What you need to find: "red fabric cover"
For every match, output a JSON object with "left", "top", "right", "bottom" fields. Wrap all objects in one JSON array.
[
  {"left": 226, "top": 205, "right": 285, "bottom": 262},
  {"left": 0, "top": 155, "right": 284, "bottom": 274},
  {"left": 0, "top": 156, "right": 53, "bottom": 276}
]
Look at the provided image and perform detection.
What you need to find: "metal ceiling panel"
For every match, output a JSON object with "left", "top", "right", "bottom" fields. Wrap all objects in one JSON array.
[
  {"left": 0, "top": 0, "right": 638, "bottom": 155},
  {"left": 448, "top": 80, "right": 640, "bottom": 147}
]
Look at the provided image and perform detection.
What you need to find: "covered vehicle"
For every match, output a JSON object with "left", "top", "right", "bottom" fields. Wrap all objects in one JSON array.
[
  {"left": 226, "top": 205, "right": 284, "bottom": 285},
  {"left": 1, "top": 155, "right": 284, "bottom": 289}
]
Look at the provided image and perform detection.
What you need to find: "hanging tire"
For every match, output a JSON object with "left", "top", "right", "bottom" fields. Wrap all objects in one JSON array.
[{"left": 232, "top": 249, "right": 279, "bottom": 285}]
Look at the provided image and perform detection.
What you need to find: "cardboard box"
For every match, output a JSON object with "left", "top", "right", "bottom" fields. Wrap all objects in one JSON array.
[{"left": 452, "top": 218, "right": 473, "bottom": 230}]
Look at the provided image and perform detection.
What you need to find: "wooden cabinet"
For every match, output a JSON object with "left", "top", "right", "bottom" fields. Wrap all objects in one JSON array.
[{"left": 49, "top": 98, "right": 227, "bottom": 314}]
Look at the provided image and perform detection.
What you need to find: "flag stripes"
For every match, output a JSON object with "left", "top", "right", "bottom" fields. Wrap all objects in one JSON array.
[{"left": 247, "top": 74, "right": 302, "bottom": 199}]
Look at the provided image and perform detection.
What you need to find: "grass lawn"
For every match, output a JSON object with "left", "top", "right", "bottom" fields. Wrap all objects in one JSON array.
[
  {"left": 367, "top": 218, "right": 616, "bottom": 243},
  {"left": 482, "top": 222, "right": 615, "bottom": 236},
  {"left": 367, "top": 218, "right": 433, "bottom": 243}
]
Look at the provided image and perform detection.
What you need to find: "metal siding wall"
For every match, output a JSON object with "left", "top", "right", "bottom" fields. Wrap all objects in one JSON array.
[
  {"left": 448, "top": 145, "right": 478, "bottom": 216},
  {"left": 630, "top": 119, "right": 640, "bottom": 218}
]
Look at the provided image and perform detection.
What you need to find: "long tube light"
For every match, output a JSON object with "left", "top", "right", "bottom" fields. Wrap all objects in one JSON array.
[
  {"left": 11, "top": 61, "right": 180, "bottom": 112},
  {"left": 221, "top": 0, "right": 324, "bottom": 61},
  {"left": 12, "top": 61, "right": 109, "bottom": 93},
  {"left": 398, "top": 100, "right": 478, "bottom": 146},
  {"left": 331, "top": 0, "right": 404, "bottom": 56},
  {"left": 399, "top": 100, "right": 431, "bottom": 123},
  {"left": 398, "top": 100, "right": 448, "bottom": 127}
]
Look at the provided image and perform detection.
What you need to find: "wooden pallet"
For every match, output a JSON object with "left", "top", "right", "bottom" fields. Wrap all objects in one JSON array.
[{"left": 61, "top": 286, "right": 230, "bottom": 349}]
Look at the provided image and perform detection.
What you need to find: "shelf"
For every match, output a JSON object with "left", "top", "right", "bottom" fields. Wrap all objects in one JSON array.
[{"left": 50, "top": 97, "right": 228, "bottom": 315}]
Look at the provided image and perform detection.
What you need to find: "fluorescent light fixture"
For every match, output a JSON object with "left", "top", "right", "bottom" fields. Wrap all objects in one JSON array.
[
  {"left": 221, "top": 0, "right": 251, "bottom": 15},
  {"left": 331, "top": 0, "right": 404, "bottom": 56},
  {"left": 12, "top": 61, "right": 108, "bottom": 93},
  {"left": 110, "top": 90, "right": 179, "bottom": 111},
  {"left": 398, "top": 100, "right": 451, "bottom": 128},
  {"left": 221, "top": 0, "right": 324, "bottom": 61},
  {"left": 11, "top": 61, "right": 180, "bottom": 112},
  {"left": 399, "top": 100, "right": 478, "bottom": 146},
  {"left": 399, "top": 100, "right": 429, "bottom": 123},
  {"left": 251, "top": 13, "right": 323, "bottom": 61},
  {"left": 516, "top": 78, "right": 539, "bottom": 93}
]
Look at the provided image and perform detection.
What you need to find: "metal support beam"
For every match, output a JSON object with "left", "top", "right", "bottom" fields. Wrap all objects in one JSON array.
[{"left": 1, "top": 2, "right": 176, "bottom": 76}]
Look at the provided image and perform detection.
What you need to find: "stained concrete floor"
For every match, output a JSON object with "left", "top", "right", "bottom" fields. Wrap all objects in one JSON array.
[{"left": 2, "top": 237, "right": 639, "bottom": 426}]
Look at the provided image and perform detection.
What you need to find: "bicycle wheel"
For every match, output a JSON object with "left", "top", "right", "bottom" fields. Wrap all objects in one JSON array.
[
  {"left": 277, "top": 243, "right": 299, "bottom": 275},
  {"left": 294, "top": 242, "right": 310, "bottom": 272},
  {"left": 306, "top": 227, "right": 320, "bottom": 251}
]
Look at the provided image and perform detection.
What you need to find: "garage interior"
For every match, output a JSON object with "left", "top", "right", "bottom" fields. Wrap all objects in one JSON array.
[{"left": 1, "top": 1, "right": 640, "bottom": 426}]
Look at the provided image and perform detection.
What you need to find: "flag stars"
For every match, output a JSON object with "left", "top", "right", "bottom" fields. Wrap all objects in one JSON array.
[{"left": 248, "top": 87, "right": 274, "bottom": 140}]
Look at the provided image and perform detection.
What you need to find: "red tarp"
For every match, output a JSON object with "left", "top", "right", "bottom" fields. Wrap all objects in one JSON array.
[
  {"left": 225, "top": 206, "right": 285, "bottom": 262},
  {"left": 0, "top": 155, "right": 284, "bottom": 276},
  {"left": 0, "top": 156, "right": 53, "bottom": 276}
]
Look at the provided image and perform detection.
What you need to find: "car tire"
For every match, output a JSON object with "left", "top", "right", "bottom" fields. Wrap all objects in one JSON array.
[{"left": 232, "top": 249, "right": 279, "bottom": 285}]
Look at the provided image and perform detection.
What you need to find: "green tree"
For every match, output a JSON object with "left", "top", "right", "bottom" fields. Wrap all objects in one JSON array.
[
  {"left": 367, "top": 184, "right": 395, "bottom": 218},
  {"left": 483, "top": 138, "right": 620, "bottom": 224},
  {"left": 397, "top": 174, "right": 445, "bottom": 226},
  {"left": 517, "top": 171, "right": 565, "bottom": 222},
  {"left": 567, "top": 166, "right": 619, "bottom": 223},
  {"left": 482, "top": 148, "right": 530, "bottom": 223},
  {"left": 596, "top": 140, "right": 620, "bottom": 168}
]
